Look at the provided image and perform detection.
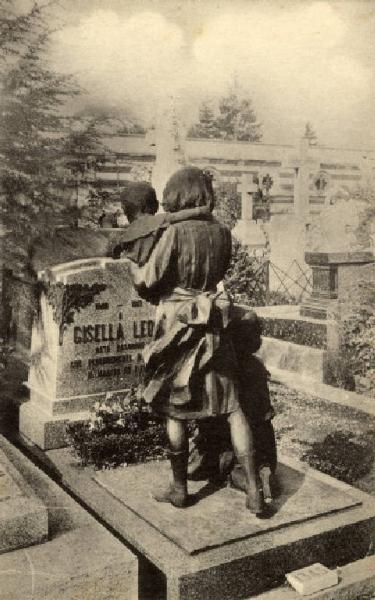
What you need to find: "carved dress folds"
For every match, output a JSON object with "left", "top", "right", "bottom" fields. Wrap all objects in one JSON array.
[{"left": 131, "top": 218, "right": 240, "bottom": 420}]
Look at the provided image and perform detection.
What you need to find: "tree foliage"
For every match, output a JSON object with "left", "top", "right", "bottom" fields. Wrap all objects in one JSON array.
[
  {"left": 189, "top": 101, "right": 219, "bottom": 139},
  {"left": 224, "top": 238, "right": 268, "bottom": 306},
  {"left": 189, "top": 90, "right": 262, "bottom": 142},
  {"left": 0, "top": 2, "right": 96, "bottom": 272},
  {"left": 213, "top": 180, "right": 241, "bottom": 230},
  {"left": 340, "top": 279, "right": 375, "bottom": 397}
]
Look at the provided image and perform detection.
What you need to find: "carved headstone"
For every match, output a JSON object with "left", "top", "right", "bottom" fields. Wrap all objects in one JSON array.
[{"left": 20, "top": 258, "right": 155, "bottom": 450}]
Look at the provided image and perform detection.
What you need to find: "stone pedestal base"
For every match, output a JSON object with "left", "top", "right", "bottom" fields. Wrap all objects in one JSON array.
[
  {"left": 301, "top": 251, "right": 375, "bottom": 320},
  {"left": 48, "top": 449, "right": 375, "bottom": 600},
  {"left": 232, "top": 219, "right": 267, "bottom": 253},
  {"left": 19, "top": 401, "right": 89, "bottom": 450},
  {"left": 0, "top": 447, "right": 48, "bottom": 553}
]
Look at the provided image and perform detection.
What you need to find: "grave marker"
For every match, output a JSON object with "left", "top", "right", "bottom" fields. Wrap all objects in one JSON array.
[{"left": 20, "top": 257, "right": 155, "bottom": 450}]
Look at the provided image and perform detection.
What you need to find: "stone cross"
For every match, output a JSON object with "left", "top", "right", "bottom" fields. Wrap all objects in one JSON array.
[
  {"left": 284, "top": 137, "right": 320, "bottom": 221},
  {"left": 233, "top": 173, "right": 267, "bottom": 251},
  {"left": 237, "top": 173, "right": 258, "bottom": 221}
]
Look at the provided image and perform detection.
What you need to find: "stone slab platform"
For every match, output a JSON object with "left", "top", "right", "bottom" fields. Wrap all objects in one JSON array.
[
  {"left": 0, "top": 447, "right": 48, "bottom": 553},
  {"left": 94, "top": 461, "right": 359, "bottom": 555},
  {"left": 47, "top": 448, "right": 375, "bottom": 600},
  {"left": 0, "top": 435, "right": 138, "bottom": 600},
  {"left": 257, "top": 337, "right": 325, "bottom": 382}
]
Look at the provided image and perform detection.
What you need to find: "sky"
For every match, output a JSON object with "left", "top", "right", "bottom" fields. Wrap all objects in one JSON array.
[{"left": 43, "top": 0, "right": 375, "bottom": 148}]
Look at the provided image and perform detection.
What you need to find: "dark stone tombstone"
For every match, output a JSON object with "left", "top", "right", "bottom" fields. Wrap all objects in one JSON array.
[
  {"left": 20, "top": 258, "right": 155, "bottom": 450},
  {"left": 301, "top": 251, "right": 375, "bottom": 319}
]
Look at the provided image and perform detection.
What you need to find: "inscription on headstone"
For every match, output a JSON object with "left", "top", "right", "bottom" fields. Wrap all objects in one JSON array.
[
  {"left": 29, "top": 258, "right": 155, "bottom": 402},
  {"left": 21, "top": 258, "right": 155, "bottom": 449}
]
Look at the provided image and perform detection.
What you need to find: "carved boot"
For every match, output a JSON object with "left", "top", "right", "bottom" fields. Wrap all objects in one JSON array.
[
  {"left": 236, "top": 453, "right": 265, "bottom": 516},
  {"left": 153, "top": 450, "right": 189, "bottom": 508},
  {"left": 259, "top": 466, "right": 281, "bottom": 504}
]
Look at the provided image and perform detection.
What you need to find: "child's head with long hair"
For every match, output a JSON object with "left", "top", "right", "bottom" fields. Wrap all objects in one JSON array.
[
  {"left": 162, "top": 167, "right": 214, "bottom": 213},
  {"left": 119, "top": 182, "right": 158, "bottom": 223}
]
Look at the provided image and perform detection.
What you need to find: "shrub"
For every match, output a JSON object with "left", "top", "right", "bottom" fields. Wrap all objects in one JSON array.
[
  {"left": 302, "top": 430, "right": 374, "bottom": 484},
  {"left": 267, "top": 290, "right": 299, "bottom": 306},
  {"left": 224, "top": 237, "right": 268, "bottom": 306},
  {"left": 213, "top": 181, "right": 241, "bottom": 230},
  {"left": 339, "top": 280, "right": 375, "bottom": 397},
  {"left": 66, "top": 389, "right": 168, "bottom": 469}
]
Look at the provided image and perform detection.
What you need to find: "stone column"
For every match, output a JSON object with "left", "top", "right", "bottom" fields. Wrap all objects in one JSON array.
[
  {"left": 285, "top": 136, "right": 319, "bottom": 224},
  {"left": 294, "top": 137, "right": 310, "bottom": 219},
  {"left": 239, "top": 173, "right": 255, "bottom": 221},
  {"left": 151, "top": 96, "right": 187, "bottom": 203}
]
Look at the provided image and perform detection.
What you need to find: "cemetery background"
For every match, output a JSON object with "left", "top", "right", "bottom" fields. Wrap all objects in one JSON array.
[{"left": 1, "top": 2, "right": 375, "bottom": 599}]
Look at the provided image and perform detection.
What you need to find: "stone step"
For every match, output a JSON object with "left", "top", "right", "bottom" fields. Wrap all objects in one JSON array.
[
  {"left": 255, "top": 305, "right": 328, "bottom": 349},
  {"left": 257, "top": 336, "right": 326, "bottom": 382},
  {"left": 268, "top": 367, "right": 375, "bottom": 417},
  {"left": 0, "top": 447, "right": 48, "bottom": 554},
  {"left": 0, "top": 435, "right": 138, "bottom": 600}
]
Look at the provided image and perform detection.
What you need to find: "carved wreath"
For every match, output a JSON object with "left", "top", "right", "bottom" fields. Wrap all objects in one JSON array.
[{"left": 45, "top": 282, "right": 107, "bottom": 345}]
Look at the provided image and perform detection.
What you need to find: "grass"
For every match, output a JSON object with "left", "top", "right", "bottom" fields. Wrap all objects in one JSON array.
[{"left": 270, "top": 381, "right": 375, "bottom": 494}]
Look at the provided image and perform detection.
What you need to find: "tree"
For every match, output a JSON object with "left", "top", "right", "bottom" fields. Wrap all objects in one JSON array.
[
  {"left": 304, "top": 122, "right": 318, "bottom": 145},
  {"left": 217, "top": 92, "right": 262, "bottom": 142},
  {"left": 189, "top": 101, "right": 219, "bottom": 139},
  {"left": 71, "top": 106, "right": 146, "bottom": 135},
  {"left": 0, "top": 0, "right": 43, "bottom": 57},
  {"left": 63, "top": 119, "right": 107, "bottom": 179},
  {"left": 0, "top": 1, "right": 82, "bottom": 272},
  {"left": 189, "top": 90, "right": 262, "bottom": 142}
]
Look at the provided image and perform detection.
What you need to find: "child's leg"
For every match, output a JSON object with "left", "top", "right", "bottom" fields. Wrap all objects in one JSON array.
[
  {"left": 167, "top": 417, "right": 189, "bottom": 453},
  {"left": 228, "top": 408, "right": 265, "bottom": 515},
  {"left": 153, "top": 417, "right": 190, "bottom": 508},
  {"left": 255, "top": 419, "right": 277, "bottom": 473},
  {"left": 255, "top": 419, "right": 280, "bottom": 502}
]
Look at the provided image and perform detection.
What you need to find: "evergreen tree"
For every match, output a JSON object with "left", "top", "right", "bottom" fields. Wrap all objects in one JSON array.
[
  {"left": 189, "top": 101, "right": 218, "bottom": 138},
  {"left": 63, "top": 120, "right": 106, "bottom": 179},
  {"left": 0, "top": 2, "right": 81, "bottom": 271},
  {"left": 189, "top": 90, "right": 262, "bottom": 142},
  {"left": 217, "top": 92, "right": 262, "bottom": 142}
]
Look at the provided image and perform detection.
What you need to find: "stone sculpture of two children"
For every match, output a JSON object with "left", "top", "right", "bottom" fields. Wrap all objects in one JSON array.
[{"left": 112, "top": 170, "right": 278, "bottom": 517}]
